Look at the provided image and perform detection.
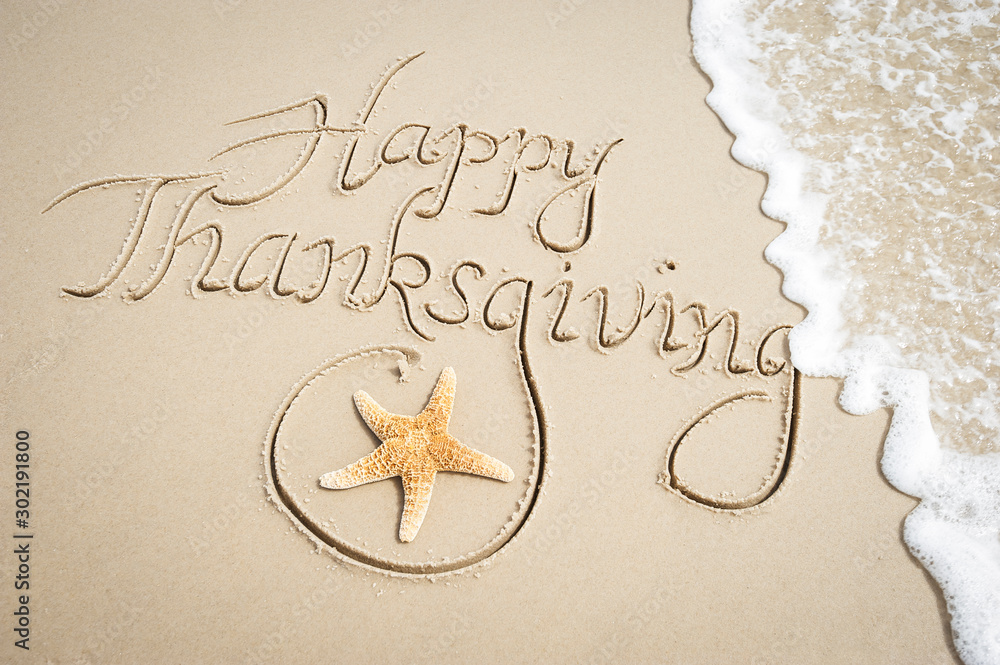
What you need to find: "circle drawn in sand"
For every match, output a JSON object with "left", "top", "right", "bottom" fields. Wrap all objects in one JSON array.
[{"left": 264, "top": 343, "right": 545, "bottom": 576}]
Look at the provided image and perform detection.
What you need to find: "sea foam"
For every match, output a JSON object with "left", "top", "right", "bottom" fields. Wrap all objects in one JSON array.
[{"left": 690, "top": 1, "right": 1000, "bottom": 663}]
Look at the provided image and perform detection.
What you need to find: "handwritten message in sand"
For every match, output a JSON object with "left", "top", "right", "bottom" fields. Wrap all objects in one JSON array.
[{"left": 45, "top": 53, "right": 799, "bottom": 573}]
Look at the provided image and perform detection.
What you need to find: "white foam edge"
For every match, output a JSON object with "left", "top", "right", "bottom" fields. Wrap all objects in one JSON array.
[{"left": 690, "top": 1, "right": 1000, "bottom": 664}]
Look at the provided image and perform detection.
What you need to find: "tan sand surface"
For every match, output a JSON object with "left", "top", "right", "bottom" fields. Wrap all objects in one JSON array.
[{"left": 0, "top": 1, "right": 960, "bottom": 662}]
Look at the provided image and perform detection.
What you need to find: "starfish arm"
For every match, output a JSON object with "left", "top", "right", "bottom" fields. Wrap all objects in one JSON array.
[
  {"left": 319, "top": 445, "right": 398, "bottom": 489},
  {"left": 398, "top": 466, "right": 437, "bottom": 542},
  {"left": 431, "top": 436, "right": 515, "bottom": 482},
  {"left": 354, "top": 390, "right": 408, "bottom": 440},
  {"left": 417, "top": 366, "right": 456, "bottom": 433}
]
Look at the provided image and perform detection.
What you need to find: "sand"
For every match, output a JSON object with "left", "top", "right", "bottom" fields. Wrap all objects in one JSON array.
[{"left": 0, "top": 1, "right": 961, "bottom": 662}]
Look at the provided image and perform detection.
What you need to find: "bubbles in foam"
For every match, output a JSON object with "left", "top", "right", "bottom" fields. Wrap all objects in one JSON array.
[{"left": 692, "top": 1, "right": 1000, "bottom": 663}]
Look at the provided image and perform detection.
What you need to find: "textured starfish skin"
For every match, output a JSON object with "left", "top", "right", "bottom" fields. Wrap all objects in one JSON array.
[{"left": 319, "top": 367, "right": 515, "bottom": 542}]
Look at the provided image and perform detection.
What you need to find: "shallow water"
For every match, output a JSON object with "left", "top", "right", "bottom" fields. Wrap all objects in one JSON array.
[{"left": 691, "top": 1, "right": 1000, "bottom": 663}]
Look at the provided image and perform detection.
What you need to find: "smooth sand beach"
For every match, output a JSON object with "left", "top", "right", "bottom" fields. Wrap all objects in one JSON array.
[{"left": 0, "top": 1, "right": 961, "bottom": 662}]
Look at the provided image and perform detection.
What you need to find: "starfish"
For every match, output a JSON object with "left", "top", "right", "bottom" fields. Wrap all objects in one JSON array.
[{"left": 319, "top": 367, "right": 515, "bottom": 542}]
